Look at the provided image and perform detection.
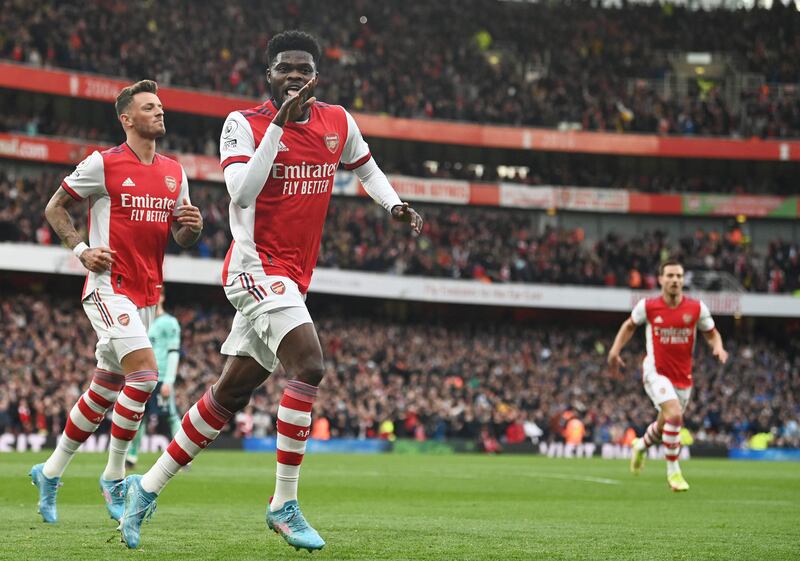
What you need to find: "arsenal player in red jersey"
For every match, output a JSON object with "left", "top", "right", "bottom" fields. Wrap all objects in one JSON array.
[
  {"left": 608, "top": 260, "right": 728, "bottom": 492},
  {"left": 30, "top": 80, "right": 202, "bottom": 525},
  {"left": 121, "top": 31, "right": 423, "bottom": 550}
]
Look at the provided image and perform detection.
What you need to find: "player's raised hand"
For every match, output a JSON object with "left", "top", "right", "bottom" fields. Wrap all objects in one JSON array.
[
  {"left": 607, "top": 352, "right": 625, "bottom": 375},
  {"left": 80, "top": 247, "right": 116, "bottom": 273},
  {"left": 713, "top": 347, "right": 729, "bottom": 365},
  {"left": 391, "top": 202, "right": 423, "bottom": 236},
  {"left": 274, "top": 77, "right": 317, "bottom": 126},
  {"left": 176, "top": 198, "right": 203, "bottom": 232}
]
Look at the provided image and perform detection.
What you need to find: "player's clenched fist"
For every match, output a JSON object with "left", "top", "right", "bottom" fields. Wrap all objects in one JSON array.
[{"left": 79, "top": 247, "right": 116, "bottom": 272}]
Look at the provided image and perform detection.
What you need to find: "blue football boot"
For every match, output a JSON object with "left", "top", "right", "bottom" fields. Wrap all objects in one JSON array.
[
  {"left": 267, "top": 499, "right": 326, "bottom": 552},
  {"left": 118, "top": 475, "right": 157, "bottom": 549},
  {"left": 100, "top": 476, "right": 128, "bottom": 521},
  {"left": 30, "top": 463, "right": 61, "bottom": 523}
]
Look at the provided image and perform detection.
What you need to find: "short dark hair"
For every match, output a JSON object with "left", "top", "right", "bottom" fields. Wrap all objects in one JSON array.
[
  {"left": 115, "top": 80, "right": 158, "bottom": 117},
  {"left": 659, "top": 259, "right": 683, "bottom": 275},
  {"left": 267, "top": 30, "right": 321, "bottom": 66}
]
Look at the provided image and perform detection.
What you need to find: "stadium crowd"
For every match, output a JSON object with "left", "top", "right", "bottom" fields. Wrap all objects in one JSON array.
[
  {"left": 1, "top": 292, "right": 798, "bottom": 450},
  {"left": 2, "top": 1, "right": 800, "bottom": 137},
  {"left": 386, "top": 158, "right": 797, "bottom": 197},
  {"left": 0, "top": 110, "right": 218, "bottom": 156},
  {"left": 2, "top": 108, "right": 796, "bottom": 195},
  {"left": 1, "top": 170, "right": 798, "bottom": 293}
]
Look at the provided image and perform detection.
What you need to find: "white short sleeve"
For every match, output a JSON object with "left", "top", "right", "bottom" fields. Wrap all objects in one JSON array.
[
  {"left": 340, "top": 109, "right": 371, "bottom": 170},
  {"left": 173, "top": 165, "right": 190, "bottom": 217},
  {"left": 220, "top": 112, "right": 256, "bottom": 168},
  {"left": 631, "top": 299, "right": 647, "bottom": 326},
  {"left": 697, "top": 301, "right": 715, "bottom": 332},
  {"left": 61, "top": 151, "right": 105, "bottom": 200}
]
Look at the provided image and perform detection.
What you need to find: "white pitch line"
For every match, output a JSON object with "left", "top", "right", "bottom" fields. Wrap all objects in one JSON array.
[
  {"left": 413, "top": 470, "right": 622, "bottom": 485},
  {"left": 520, "top": 472, "right": 622, "bottom": 485}
]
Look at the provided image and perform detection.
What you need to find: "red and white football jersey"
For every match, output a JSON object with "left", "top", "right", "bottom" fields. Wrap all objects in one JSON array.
[
  {"left": 631, "top": 296, "right": 715, "bottom": 388},
  {"left": 219, "top": 99, "right": 371, "bottom": 293},
  {"left": 61, "top": 144, "right": 189, "bottom": 307}
]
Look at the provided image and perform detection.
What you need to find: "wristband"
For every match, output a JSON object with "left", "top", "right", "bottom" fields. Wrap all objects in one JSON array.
[{"left": 73, "top": 242, "right": 89, "bottom": 258}]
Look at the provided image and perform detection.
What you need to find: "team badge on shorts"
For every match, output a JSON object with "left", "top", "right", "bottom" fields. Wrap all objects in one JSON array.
[
  {"left": 270, "top": 281, "right": 286, "bottom": 295},
  {"left": 683, "top": 314, "right": 693, "bottom": 324},
  {"left": 118, "top": 313, "right": 130, "bottom": 326},
  {"left": 324, "top": 132, "right": 339, "bottom": 153},
  {"left": 164, "top": 176, "right": 177, "bottom": 192}
]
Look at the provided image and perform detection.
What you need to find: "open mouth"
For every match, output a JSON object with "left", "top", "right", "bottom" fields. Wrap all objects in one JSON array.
[{"left": 285, "top": 84, "right": 302, "bottom": 98}]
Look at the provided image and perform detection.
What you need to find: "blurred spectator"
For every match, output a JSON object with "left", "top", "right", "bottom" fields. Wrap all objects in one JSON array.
[{"left": 1, "top": 291, "right": 798, "bottom": 450}]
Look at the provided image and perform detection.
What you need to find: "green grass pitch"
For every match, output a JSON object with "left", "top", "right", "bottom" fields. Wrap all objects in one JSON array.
[{"left": 2, "top": 451, "right": 798, "bottom": 560}]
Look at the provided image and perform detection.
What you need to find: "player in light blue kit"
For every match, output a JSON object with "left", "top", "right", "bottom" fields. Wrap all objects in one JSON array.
[{"left": 125, "top": 288, "right": 181, "bottom": 469}]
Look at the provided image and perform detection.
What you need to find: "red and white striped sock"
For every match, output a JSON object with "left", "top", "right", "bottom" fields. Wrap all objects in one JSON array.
[
  {"left": 641, "top": 421, "right": 662, "bottom": 449},
  {"left": 43, "top": 369, "right": 125, "bottom": 479},
  {"left": 662, "top": 420, "right": 682, "bottom": 476},
  {"left": 271, "top": 380, "right": 318, "bottom": 511},
  {"left": 103, "top": 370, "right": 158, "bottom": 481},
  {"left": 140, "top": 388, "right": 232, "bottom": 494}
]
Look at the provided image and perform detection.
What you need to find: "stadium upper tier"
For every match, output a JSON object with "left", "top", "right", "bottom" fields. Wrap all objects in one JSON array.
[
  {"left": 2, "top": 1, "right": 800, "bottom": 138},
  {"left": 2, "top": 291, "right": 797, "bottom": 447},
  {"left": 1, "top": 106, "right": 798, "bottom": 195},
  {"left": 2, "top": 169, "right": 798, "bottom": 293}
]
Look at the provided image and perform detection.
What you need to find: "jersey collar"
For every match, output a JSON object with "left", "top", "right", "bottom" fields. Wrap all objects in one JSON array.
[{"left": 123, "top": 142, "right": 158, "bottom": 166}]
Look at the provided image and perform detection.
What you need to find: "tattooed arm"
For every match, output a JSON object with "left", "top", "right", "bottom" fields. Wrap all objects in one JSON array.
[
  {"left": 45, "top": 187, "right": 115, "bottom": 272},
  {"left": 45, "top": 188, "right": 84, "bottom": 249}
]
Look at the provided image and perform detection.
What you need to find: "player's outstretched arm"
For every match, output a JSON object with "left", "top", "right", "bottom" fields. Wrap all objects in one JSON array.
[
  {"left": 342, "top": 107, "right": 421, "bottom": 234},
  {"left": 702, "top": 328, "right": 729, "bottom": 364},
  {"left": 171, "top": 197, "right": 203, "bottom": 248},
  {"left": 45, "top": 187, "right": 115, "bottom": 272},
  {"left": 607, "top": 318, "right": 637, "bottom": 374},
  {"left": 348, "top": 153, "right": 423, "bottom": 235}
]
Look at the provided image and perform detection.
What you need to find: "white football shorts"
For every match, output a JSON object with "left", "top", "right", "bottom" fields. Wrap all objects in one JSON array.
[
  {"left": 221, "top": 272, "right": 312, "bottom": 372},
  {"left": 82, "top": 289, "right": 155, "bottom": 372},
  {"left": 642, "top": 366, "right": 692, "bottom": 412}
]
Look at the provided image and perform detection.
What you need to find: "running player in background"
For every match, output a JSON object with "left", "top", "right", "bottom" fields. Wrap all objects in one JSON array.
[
  {"left": 126, "top": 288, "right": 182, "bottom": 470},
  {"left": 607, "top": 260, "right": 728, "bottom": 492},
  {"left": 120, "top": 30, "right": 422, "bottom": 551},
  {"left": 30, "top": 80, "right": 202, "bottom": 524}
]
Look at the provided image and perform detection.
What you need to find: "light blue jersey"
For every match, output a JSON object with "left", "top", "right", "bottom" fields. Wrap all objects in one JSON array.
[{"left": 147, "top": 313, "right": 180, "bottom": 383}]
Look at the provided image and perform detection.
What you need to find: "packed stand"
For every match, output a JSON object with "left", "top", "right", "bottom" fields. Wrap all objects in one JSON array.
[
  {"left": 2, "top": 1, "right": 800, "bottom": 137},
  {"left": 4, "top": 103, "right": 797, "bottom": 195},
  {"left": 1, "top": 292, "right": 798, "bottom": 450},
  {"left": 0, "top": 109, "right": 218, "bottom": 156},
  {"left": 321, "top": 201, "right": 800, "bottom": 293},
  {"left": 2, "top": 170, "right": 798, "bottom": 292}
]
